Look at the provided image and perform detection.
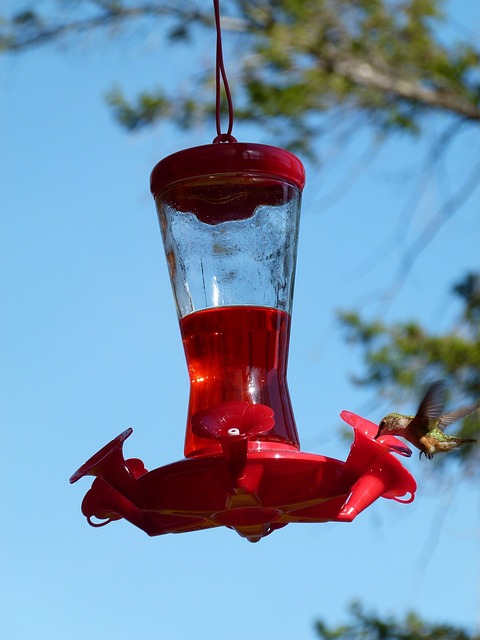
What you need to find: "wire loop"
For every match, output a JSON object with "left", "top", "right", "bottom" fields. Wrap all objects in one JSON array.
[{"left": 213, "top": 0, "right": 235, "bottom": 143}]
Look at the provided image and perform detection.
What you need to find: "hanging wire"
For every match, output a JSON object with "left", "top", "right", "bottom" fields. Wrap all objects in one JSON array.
[{"left": 213, "top": 0, "right": 236, "bottom": 143}]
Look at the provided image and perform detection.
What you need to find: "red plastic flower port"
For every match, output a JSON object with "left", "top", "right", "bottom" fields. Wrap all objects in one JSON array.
[
  {"left": 340, "top": 410, "right": 413, "bottom": 457},
  {"left": 192, "top": 401, "right": 275, "bottom": 481},
  {"left": 336, "top": 410, "right": 415, "bottom": 521}
]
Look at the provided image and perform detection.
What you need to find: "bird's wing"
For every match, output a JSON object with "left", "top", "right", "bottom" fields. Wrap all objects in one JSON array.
[
  {"left": 409, "top": 380, "right": 447, "bottom": 435},
  {"left": 438, "top": 402, "right": 480, "bottom": 430}
]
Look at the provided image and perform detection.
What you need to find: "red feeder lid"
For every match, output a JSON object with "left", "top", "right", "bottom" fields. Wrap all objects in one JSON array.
[{"left": 150, "top": 142, "right": 305, "bottom": 198}]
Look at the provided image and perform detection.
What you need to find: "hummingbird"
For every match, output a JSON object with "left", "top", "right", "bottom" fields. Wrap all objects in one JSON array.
[{"left": 375, "top": 380, "right": 479, "bottom": 459}]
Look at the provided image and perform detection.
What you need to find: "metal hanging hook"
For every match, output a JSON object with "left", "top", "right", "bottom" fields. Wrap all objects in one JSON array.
[{"left": 213, "top": 0, "right": 236, "bottom": 143}]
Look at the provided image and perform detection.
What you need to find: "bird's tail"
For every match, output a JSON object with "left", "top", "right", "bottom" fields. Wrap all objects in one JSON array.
[{"left": 453, "top": 437, "right": 477, "bottom": 445}]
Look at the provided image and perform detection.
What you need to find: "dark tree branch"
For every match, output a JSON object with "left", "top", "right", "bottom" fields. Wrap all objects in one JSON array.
[{"left": 0, "top": 4, "right": 214, "bottom": 51}]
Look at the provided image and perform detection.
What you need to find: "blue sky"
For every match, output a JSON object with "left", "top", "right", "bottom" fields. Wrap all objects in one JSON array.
[{"left": 1, "top": 2, "right": 479, "bottom": 638}]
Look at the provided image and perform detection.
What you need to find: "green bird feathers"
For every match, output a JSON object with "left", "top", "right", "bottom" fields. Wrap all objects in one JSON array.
[{"left": 376, "top": 380, "right": 479, "bottom": 459}]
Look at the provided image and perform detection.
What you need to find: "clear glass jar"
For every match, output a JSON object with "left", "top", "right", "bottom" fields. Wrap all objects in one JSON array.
[{"left": 151, "top": 143, "right": 305, "bottom": 456}]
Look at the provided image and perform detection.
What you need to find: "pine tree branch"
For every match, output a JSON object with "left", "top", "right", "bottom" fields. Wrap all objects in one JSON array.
[{"left": 324, "top": 48, "right": 480, "bottom": 123}]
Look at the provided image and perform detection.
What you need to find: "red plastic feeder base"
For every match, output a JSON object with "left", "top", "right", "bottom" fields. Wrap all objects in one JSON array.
[{"left": 70, "top": 406, "right": 416, "bottom": 542}]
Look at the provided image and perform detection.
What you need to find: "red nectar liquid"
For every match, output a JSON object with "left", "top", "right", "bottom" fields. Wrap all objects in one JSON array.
[{"left": 180, "top": 305, "right": 299, "bottom": 457}]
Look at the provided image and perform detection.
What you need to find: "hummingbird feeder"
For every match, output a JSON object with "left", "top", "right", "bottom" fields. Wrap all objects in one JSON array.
[{"left": 70, "top": 0, "right": 417, "bottom": 542}]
